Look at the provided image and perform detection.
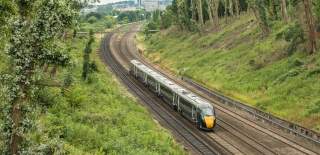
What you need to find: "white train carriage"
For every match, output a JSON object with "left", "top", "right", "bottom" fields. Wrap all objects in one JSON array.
[{"left": 130, "top": 60, "right": 216, "bottom": 130}]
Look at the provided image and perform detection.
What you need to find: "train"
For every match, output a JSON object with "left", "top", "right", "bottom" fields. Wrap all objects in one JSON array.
[{"left": 130, "top": 60, "right": 216, "bottom": 131}]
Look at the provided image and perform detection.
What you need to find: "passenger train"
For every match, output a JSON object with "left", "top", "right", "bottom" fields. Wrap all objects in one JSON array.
[{"left": 130, "top": 60, "right": 216, "bottom": 131}]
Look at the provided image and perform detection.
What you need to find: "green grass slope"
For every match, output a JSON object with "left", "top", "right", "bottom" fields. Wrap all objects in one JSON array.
[
  {"left": 0, "top": 36, "right": 186, "bottom": 154},
  {"left": 139, "top": 15, "right": 320, "bottom": 131}
]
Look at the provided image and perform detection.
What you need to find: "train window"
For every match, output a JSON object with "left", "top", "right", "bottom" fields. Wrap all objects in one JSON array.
[
  {"left": 161, "top": 85, "right": 173, "bottom": 97},
  {"left": 180, "top": 98, "right": 192, "bottom": 108},
  {"left": 201, "top": 108, "right": 213, "bottom": 116}
]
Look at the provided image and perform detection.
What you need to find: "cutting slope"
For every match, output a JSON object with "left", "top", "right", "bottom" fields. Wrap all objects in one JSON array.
[{"left": 139, "top": 15, "right": 320, "bottom": 131}]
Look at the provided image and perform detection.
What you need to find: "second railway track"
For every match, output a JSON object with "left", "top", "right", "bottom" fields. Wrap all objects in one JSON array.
[
  {"left": 100, "top": 24, "right": 320, "bottom": 155},
  {"left": 100, "top": 32, "right": 233, "bottom": 155}
]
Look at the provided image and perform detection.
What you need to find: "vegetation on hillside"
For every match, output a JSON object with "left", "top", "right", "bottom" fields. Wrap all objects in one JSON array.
[
  {"left": 79, "top": 8, "right": 146, "bottom": 32},
  {"left": 141, "top": 0, "right": 320, "bottom": 131},
  {"left": 0, "top": 0, "right": 185, "bottom": 154}
]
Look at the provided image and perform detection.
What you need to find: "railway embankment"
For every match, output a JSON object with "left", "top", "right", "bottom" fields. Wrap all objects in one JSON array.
[{"left": 137, "top": 15, "right": 320, "bottom": 133}]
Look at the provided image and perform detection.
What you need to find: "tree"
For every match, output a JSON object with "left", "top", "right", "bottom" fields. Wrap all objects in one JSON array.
[
  {"left": 280, "top": 0, "right": 289, "bottom": 23},
  {"left": 0, "top": 0, "right": 83, "bottom": 154},
  {"left": 82, "top": 30, "right": 96, "bottom": 80},
  {"left": 233, "top": 0, "right": 240, "bottom": 16},
  {"left": 88, "top": 16, "right": 98, "bottom": 23},
  {"left": 249, "top": 0, "right": 270, "bottom": 36},
  {"left": 212, "top": 0, "right": 220, "bottom": 27},
  {"left": 302, "top": 0, "right": 317, "bottom": 54},
  {"left": 206, "top": 0, "right": 215, "bottom": 25},
  {"left": 196, "top": 0, "right": 204, "bottom": 26}
]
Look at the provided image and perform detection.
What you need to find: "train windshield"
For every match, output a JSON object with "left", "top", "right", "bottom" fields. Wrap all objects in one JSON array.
[{"left": 201, "top": 108, "right": 213, "bottom": 116}]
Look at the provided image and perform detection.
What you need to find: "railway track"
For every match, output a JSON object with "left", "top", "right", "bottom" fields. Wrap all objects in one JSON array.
[
  {"left": 114, "top": 29, "right": 277, "bottom": 155},
  {"left": 102, "top": 24, "right": 320, "bottom": 155},
  {"left": 100, "top": 32, "right": 234, "bottom": 155}
]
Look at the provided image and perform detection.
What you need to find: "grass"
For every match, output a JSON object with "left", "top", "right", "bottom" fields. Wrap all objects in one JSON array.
[
  {"left": 0, "top": 33, "right": 186, "bottom": 154},
  {"left": 139, "top": 15, "right": 320, "bottom": 131}
]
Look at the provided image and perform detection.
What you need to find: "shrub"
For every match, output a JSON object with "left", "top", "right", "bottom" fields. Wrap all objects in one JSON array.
[
  {"left": 276, "top": 23, "right": 305, "bottom": 55},
  {"left": 87, "top": 16, "right": 97, "bottom": 24},
  {"left": 305, "top": 100, "right": 320, "bottom": 116}
]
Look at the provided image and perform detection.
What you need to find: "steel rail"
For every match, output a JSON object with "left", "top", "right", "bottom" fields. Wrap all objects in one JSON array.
[
  {"left": 100, "top": 33, "right": 231, "bottom": 155},
  {"left": 118, "top": 24, "right": 319, "bottom": 155}
]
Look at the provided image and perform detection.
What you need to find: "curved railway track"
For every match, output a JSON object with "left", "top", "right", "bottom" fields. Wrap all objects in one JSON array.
[
  {"left": 100, "top": 24, "right": 320, "bottom": 155},
  {"left": 100, "top": 32, "right": 232, "bottom": 155}
]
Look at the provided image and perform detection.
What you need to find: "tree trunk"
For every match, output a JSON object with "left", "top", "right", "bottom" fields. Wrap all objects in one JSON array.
[
  {"left": 252, "top": 5, "right": 270, "bottom": 36},
  {"left": 229, "top": 0, "right": 234, "bottom": 17},
  {"left": 10, "top": 99, "right": 23, "bottom": 155},
  {"left": 233, "top": 0, "right": 240, "bottom": 16},
  {"left": 280, "top": 0, "right": 289, "bottom": 23},
  {"left": 9, "top": 83, "right": 29, "bottom": 155},
  {"left": 224, "top": 0, "right": 228, "bottom": 23},
  {"left": 206, "top": 0, "right": 214, "bottom": 25},
  {"left": 197, "top": 0, "right": 204, "bottom": 25},
  {"left": 213, "top": 0, "right": 220, "bottom": 29},
  {"left": 191, "top": 0, "right": 197, "bottom": 20},
  {"left": 50, "top": 66, "right": 58, "bottom": 77},
  {"left": 302, "top": 0, "right": 317, "bottom": 54}
]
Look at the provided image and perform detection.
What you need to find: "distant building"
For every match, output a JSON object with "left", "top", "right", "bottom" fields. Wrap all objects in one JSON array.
[
  {"left": 140, "top": 0, "right": 172, "bottom": 11},
  {"left": 81, "top": 5, "right": 98, "bottom": 14}
]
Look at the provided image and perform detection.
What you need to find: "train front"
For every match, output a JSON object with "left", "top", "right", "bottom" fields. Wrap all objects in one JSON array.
[{"left": 199, "top": 107, "right": 216, "bottom": 131}]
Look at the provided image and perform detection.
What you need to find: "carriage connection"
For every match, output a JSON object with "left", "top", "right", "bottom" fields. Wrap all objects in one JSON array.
[{"left": 130, "top": 60, "right": 216, "bottom": 130}]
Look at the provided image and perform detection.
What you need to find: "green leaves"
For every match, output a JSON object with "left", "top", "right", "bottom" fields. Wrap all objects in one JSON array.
[
  {"left": 82, "top": 30, "right": 96, "bottom": 81},
  {"left": 1, "top": 0, "right": 82, "bottom": 153}
]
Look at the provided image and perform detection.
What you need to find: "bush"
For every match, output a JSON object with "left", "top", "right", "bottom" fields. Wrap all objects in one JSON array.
[
  {"left": 305, "top": 100, "right": 320, "bottom": 116},
  {"left": 144, "top": 21, "right": 159, "bottom": 39},
  {"left": 87, "top": 16, "right": 97, "bottom": 24},
  {"left": 276, "top": 23, "right": 305, "bottom": 55}
]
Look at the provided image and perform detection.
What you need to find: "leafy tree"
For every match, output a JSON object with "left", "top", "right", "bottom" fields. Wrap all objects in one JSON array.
[
  {"left": 82, "top": 30, "right": 97, "bottom": 81},
  {"left": 302, "top": 0, "right": 317, "bottom": 54},
  {"left": 88, "top": 16, "right": 98, "bottom": 23},
  {"left": 0, "top": 0, "right": 92, "bottom": 154},
  {"left": 161, "top": 7, "right": 175, "bottom": 29},
  {"left": 86, "top": 12, "right": 103, "bottom": 19},
  {"left": 105, "top": 15, "right": 117, "bottom": 28}
]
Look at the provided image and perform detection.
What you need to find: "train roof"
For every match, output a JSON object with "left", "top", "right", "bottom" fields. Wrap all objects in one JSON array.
[{"left": 131, "top": 60, "right": 213, "bottom": 109}]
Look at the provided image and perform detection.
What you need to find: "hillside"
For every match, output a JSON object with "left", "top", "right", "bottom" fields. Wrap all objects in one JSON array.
[{"left": 138, "top": 14, "right": 320, "bottom": 132}]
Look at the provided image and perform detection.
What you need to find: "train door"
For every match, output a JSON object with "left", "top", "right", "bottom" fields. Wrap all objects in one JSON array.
[
  {"left": 143, "top": 73, "right": 148, "bottom": 84},
  {"left": 172, "top": 94, "right": 179, "bottom": 111},
  {"left": 177, "top": 95, "right": 181, "bottom": 112},
  {"left": 191, "top": 106, "right": 196, "bottom": 123},
  {"left": 132, "top": 65, "right": 137, "bottom": 77},
  {"left": 156, "top": 82, "right": 161, "bottom": 96},
  {"left": 180, "top": 98, "right": 193, "bottom": 121}
]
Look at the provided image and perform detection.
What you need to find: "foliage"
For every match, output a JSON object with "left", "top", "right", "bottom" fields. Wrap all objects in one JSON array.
[
  {"left": 30, "top": 36, "right": 185, "bottom": 154},
  {"left": 82, "top": 30, "right": 97, "bottom": 81},
  {"left": 144, "top": 21, "right": 159, "bottom": 39},
  {"left": 139, "top": 15, "right": 320, "bottom": 131},
  {"left": 80, "top": 14, "right": 117, "bottom": 32},
  {"left": 87, "top": 16, "right": 98, "bottom": 24},
  {"left": 86, "top": 12, "right": 103, "bottom": 20},
  {"left": 0, "top": 0, "right": 85, "bottom": 154},
  {"left": 160, "top": 6, "right": 175, "bottom": 29},
  {"left": 117, "top": 10, "right": 145, "bottom": 24},
  {"left": 276, "top": 23, "right": 305, "bottom": 55}
]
